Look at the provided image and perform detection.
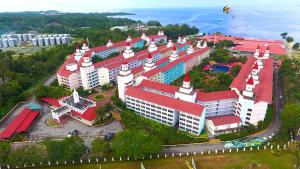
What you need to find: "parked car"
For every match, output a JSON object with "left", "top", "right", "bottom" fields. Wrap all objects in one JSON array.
[
  {"left": 104, "top": 132, "right": 115, "bottom": 140},
  {"left": 67, "top": 130, "right": 80, "bottom": 137}
]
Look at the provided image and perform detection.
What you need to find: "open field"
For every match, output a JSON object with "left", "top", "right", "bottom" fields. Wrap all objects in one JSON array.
[
  {"left": 2, "top": 45, "right": 54, "bottom": 56},
  {"left": 33, "top": 150, "right": 297, "bottom": 169}
]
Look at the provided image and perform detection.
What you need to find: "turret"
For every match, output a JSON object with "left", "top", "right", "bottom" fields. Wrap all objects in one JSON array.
[
  {"left": 182, "top": 36, "right": 187, "bottom": 43},
  {"left": 169, "top": 45, "right": 179, "bottom": 62},
  {"left": 126, "top": 34, "right": 132, "bottom": 42},
  {"left": 81, "top": 40, "right": 90, "bottom": 53},
  {"left": 264, "top": 45, "right": 270, "bottom": 58},
  {"left": 117, "top": 61, "right": 134, "bottom": 101},
  {"left": 148, "top": 38, "right": 158, "bottom": 52},
  {"left": 123, "top": 42, "right": 135, "bottom": 59},
  {"left": 158, "top": 30, "right": 164, "bottom": 36},
  {"left": 242, "top": 76, "right": 254, "bottom": 97},
  {"left": 166, "top": 38, "right": 174, "bottom": 48},
  {"left": 106, "top": 39, "right": 113, "bottom": 47},
  {"left": 81, "top": 57, "right": 93, "bottom": 67},
  {"left": 75, "top": 46, "right": 83, "bottom": 61},
  {"left": 186, "top": 41, "right": 195, "bottom": 54},
  {"left": 143, "top": 53, "right": 156, "bottom": 72},
  {"left": 177, "top": 35, "right": 182, "bottom": 44},
  {"left": 175, "top": 73, "right": 196, "bottom": 103},
  {"left": 141, "top": 32, "right": 147, "bottom": 40},
  {"left": 196, "top": 38, "right": 203, "bottom": 48},
  {"left": 254, "top": 45, "right": 260, "bottom": 57},
  {"left": 252, "top": 62, "right": 260, "bottom": 83}
]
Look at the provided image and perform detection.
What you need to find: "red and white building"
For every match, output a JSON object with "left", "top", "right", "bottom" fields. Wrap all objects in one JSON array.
[
  {"left": 57, "top": 31, "right": 168, "bottom": 90},
  {"left": 117, "top": 35, "right": 275, "bottom": 136},
  {"left": 41, "top": 90, "right": 97, "bottom": 126}
]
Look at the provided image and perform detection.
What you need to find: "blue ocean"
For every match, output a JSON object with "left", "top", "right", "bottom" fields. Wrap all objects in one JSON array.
[{"left": 118, "top": 7, "right": 300, "bottom": 41}]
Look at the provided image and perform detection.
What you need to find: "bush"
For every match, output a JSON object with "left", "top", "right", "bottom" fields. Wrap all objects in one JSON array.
[
  {"left": 219, "top": 130, "right": 248, "bottom": 141},
  {"left": 94, "top": 94, "right": 106, "bottom": 101},
  {"left": 91, "top": 138, "right": 112, "bottom": 158}
]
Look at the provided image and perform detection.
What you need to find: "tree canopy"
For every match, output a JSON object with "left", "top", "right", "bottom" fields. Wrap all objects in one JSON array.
[{"left": 112, "top": 130, "right": 162, "bottom": 159}]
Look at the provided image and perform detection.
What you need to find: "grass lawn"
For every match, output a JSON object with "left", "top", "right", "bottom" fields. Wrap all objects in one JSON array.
[{"left": 33, "top": 150, "right": 297, "bottom": 169}]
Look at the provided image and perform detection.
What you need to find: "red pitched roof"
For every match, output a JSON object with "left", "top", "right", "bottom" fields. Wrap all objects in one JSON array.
[
  {"left": 40, "top": 97, "right": 60, "bottom": 107},
  {"left": 70, "top": 107, "right": 97, "bottom": 122},
  {"left": 0, "top": 108, "right": 39, "bottom": 139},
  {"left": 247, "top": 76, "right": 254, "bottom": 85},
  {"left": 253, "top": 62, "right": 258, "bottom": 70},
  {"left": 183, "top": 73, "right": 190, "bottom": 82},
  {"left": 197, "top": 90, "right": 238, "bottom": 102},
  {"left": 230, "top": 56, "right": 273, "bottom": 104},
  {"left": 230, "top": 56, "right": 256, "bottom": 91},
  {"left": 207, "top": 115, "right": 241, "bottom": 126},
  {"left": 15, "top": 111, "right": 39, "bottom": 132},
  {"left": 125, "top": 86, "right": 204, "bottom": 116},
  {"left": 138, "top": 80, "right": 179, "bottom": 94}
]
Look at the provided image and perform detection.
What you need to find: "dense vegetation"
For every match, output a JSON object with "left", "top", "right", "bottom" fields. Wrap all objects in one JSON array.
[
  {"left": 279, "top": 57, "right": 300, "bottom": 141},
  {"left": 112, "top": 130, "right": 162, "bottom": 159},
  {"left": 0, "top": 44, "right": 74, "bottom": 118},
  {"left": 0, "top": 12, "right": 135, "bottom": 35},
  {"left": 0, "top": 137, "right": 85, "bottom": 166}
]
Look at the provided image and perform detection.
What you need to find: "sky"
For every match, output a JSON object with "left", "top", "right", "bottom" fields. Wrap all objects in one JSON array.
[{"left": 1, "top": 0, "right": 300, "bottom": 12}]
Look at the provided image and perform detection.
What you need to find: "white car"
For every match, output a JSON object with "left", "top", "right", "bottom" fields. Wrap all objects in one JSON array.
[{"left": 262, "top": 137, "right": 268, "bottom": 141}]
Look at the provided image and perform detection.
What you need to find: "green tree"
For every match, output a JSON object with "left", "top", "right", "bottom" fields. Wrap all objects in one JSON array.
[
  {"left": 91, "top": 138, "right": 111, "bottom": 158},
  {"left": 286, "top": 36, "right": 294, "bottom": 43},
  {"left": 112, "top": 130, "right": 162, "bottom": 159},
  {"left": 292, "top": 43, "right": 299, "bottom": 50},
  {"left": 281, "top": 104, "right": 300, "bottom": 132},
  {"left": 0, "top": 141, "right": 10, "bottom": 165},
  {"left": 231, "top": 65, "right": 241, "bottom": 77},
  {"left": 43, "top": 136, "right": 85, "bottom": 162}
]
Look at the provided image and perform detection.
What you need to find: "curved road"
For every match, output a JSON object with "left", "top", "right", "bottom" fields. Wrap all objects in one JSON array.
[{"left": 164, "top": 68, "right": 282, "bottom": 154}]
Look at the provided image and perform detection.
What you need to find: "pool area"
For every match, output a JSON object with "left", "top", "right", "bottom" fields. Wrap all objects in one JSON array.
[{"left": 211, "top": 65, "right": 229, "bottom": 73}]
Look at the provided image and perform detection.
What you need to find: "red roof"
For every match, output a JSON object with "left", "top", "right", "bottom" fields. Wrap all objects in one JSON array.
[
  {"left": 0, "top": 108, "right": 39, "bottom": 139},
  {"left": 230, "top": 56, "right": 256, "bottom": 91},
  {"left": 183, "top": 73, "right": 190, "bottom": 82},
  {"left": 147, "top": 53, "right": 153, "bottom": 59},
  {"left": 253, "top": 62, "right": 258, "bottom": 70},
  {"left": 125, "top": 86, "right": 204, "bottom": 116},
  {"left": 204, "top": 34, "right": 286, "bottom": 55},
  {"left": 40, "top": 97, "right": 60, "bottom": 107},
  {"left": 197, "top": 90, "right": 238, "bottom": 102},
  {"left": 138, "top": 79, "right": 179, "bottom": 94},
  {"left": 230, "top": 56, "right": 273, "bottom": 104},
  {"left": 247, "top": 76, "right": 254, "bottom": 85},
  {"left": 70, "top": 107, "right": 97, "bottom": 122},
  {"left": 207, "top": 115, "right": 241, "bottom": 126},
  {"left": 15, "top": 111, "right": 39, "bottom": 132}
]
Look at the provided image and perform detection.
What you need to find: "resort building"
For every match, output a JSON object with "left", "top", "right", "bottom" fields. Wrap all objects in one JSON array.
[
  {"left": 57, "top": 31, "right": 173, "bottom": 90},
  {"left": 203, "top": 34, "right": 286, "bottom": 55},
  {"left": 117, "top": 37, "right": 275, "bottom": 136}
]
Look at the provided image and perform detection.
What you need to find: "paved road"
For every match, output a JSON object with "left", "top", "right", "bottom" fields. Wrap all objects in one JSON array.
[
  {"left": 165, "top": 68, "right": 282, "bottom": 153},
  {"left": 43, "top": 75, "right": 57, "bottom": 86}
]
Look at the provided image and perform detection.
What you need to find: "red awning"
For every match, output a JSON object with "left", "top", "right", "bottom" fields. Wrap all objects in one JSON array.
[
  {"left": 15, "top": 111, "right": 39, "bottom": 133},
  {"left": 0, "top": 108, "right": 39, "bottom": 139}
]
